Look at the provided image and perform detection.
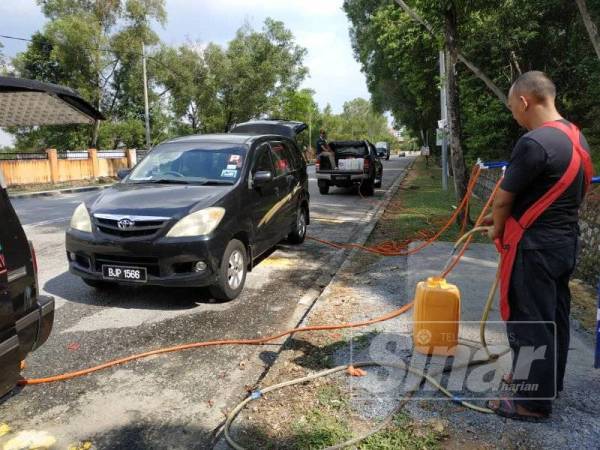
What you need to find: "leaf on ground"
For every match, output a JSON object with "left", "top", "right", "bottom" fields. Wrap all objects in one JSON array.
[
  {"left": 346, "top": 366, "right": 367, "bottom": 377},
  {"left": 0, "top": 423, "right": 10, "bottom": 437}
]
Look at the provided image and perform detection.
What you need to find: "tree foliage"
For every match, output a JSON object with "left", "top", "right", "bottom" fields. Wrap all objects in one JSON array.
[
  {"left": 8, "top": 6, "right": 310, "bottom": 151},
  {"left": 153, "top": 19, "right": 308, "bottom": 135},
  {"left": 344, "top": 0, "right": 600, "bottom": 168}
]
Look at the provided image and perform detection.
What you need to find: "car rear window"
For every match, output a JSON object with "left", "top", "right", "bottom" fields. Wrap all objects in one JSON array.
[
  {"left": 331, "top": 142, "right": 368, "bottom": 157},
  {"left": 128, "top": 142, "right": 247, "bottom": 184}
]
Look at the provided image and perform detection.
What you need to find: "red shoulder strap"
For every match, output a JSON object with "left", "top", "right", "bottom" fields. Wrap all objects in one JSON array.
[
  {"left": 517, "top": 121, "right": 587, "bottom": 228},
  {"left": 543, "top": 121, "right": 593, "bottom": 189}
]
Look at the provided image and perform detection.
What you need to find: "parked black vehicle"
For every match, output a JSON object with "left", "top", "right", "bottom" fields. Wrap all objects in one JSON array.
[
  {"left": 0, "top": 172, "right": 54, "bottom": 398},
  {"left": 66, "top": 121, "right": 310, "bottom": 301},
  {"left": 0, "top": 76, "right": 104, "bottom": 399},
  {"left": 315, "top": 140, "right": 383, "bottom": 196}
]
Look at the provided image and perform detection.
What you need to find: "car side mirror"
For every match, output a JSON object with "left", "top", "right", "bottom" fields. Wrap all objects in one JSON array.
[
  {"left": 117, "top": 168, "right": 131, "bottom": 180},
  {"left": 253, "top": 171, "right": 273, "bottom": 186}
]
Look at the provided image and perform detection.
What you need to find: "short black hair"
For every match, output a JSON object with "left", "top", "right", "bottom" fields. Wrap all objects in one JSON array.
[{"left": 511, "top": 71, "right": 556, "bottom": 102}]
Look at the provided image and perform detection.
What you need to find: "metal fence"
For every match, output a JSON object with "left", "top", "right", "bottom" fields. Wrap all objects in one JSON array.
[
  {"left": 58, "top": 150, "right": 88, "bottom": 160},
  {"left": 98, "top": 149, "right": 126, "bottom": 159},
  {"left": 473, "top": 167, "right": 503, "bottom": 200},
  {"left": 0, "top": 152, "right": 47, "bottom": 160}
]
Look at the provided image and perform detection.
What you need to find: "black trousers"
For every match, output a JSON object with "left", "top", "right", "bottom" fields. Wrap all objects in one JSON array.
[{"left": 505, "top": 240, "right": 578, "bottom": 414}]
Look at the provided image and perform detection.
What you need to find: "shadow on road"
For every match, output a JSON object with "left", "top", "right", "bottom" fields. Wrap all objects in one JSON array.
[{"left": 44, "top": 271, "right": 215, "bottom": 310}]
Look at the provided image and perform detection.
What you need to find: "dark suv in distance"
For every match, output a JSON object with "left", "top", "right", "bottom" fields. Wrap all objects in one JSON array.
[
  {"left": 315, "top": 140, "right": 383, "bottom": 196},
  {"left": 1, "top": 172, "right": 54, "bottom": 398},
  {"left": 66, "top": 120, "right": 310, "bottom": 301}
]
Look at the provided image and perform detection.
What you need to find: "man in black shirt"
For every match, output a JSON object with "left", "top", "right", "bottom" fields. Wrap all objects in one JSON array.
[
  {"left": 316, "top": 128, "right": 336, "bottom": 169},
  {"left": 487, "top": 71, "right": 592, "bottom": 421}
]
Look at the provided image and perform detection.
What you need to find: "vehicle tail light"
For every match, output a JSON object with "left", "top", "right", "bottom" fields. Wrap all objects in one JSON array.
[
  {"left": 29, "top": 240, "right": 39, "bottom": 294},
  {"left": 315, "top": 160, "right": 320, "bottom": 170},
  {"left": 29, "top": 241, "right": 38, "bottom": 275},
  {"left": 363, "top": 158, "right": 370, "bottom": 172}
]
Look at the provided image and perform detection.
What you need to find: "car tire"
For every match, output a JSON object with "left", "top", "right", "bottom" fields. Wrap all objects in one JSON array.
[
  {"left": 360, "top": 180, "right": 375, "bottom": 196},
  {"left": 288, "top": 205, "right": 308, "bottom": 244},
  {"left": 209, "top": 239, "right": 247, "bottom": 301},
  {"left": 82, "top": 278, "right": 115, "bottom": 290},
  {"left": 385, "top": 155, "right": 390, "bottom": 160},
  {"left": 319, "top": 184, "right": 330, "bottom": 195}
]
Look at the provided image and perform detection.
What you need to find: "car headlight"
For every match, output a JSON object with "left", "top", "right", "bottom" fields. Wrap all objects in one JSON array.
[
  {"left": 166, "top": 207, "right": 226, "bottom": 238},
  {"left": 70, "top": 202, "right": 92, "bottom": 233}
]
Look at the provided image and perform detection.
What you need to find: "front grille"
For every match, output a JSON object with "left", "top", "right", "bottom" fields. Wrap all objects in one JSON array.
[
  {"left": 94, "top": 254, "right": 161, "bottom": 277},
  {"left": 94, "top": 215, "right": 168, "bottom": 238}
]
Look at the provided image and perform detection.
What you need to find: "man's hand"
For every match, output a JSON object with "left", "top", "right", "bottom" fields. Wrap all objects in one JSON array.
[{"left": 488, "top": 226, "right": 501, "bottom": 241}]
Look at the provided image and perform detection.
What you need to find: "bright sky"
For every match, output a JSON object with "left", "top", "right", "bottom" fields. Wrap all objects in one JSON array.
[{"left": 0, "top": 0, "right": 370, "bottom": 146}]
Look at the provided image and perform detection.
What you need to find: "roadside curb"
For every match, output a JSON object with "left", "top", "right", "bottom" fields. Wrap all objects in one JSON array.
[
  {"left": 8, "top": 184, "right": 115, "bottom": 199},
  {"left": 214, "top": 158, "right": 415, "bottom": 446},
  {"left": 293, "top": 158, "right": 414, "bottom": 327},
  {"left": 291, "top": 158, "right": 413, "bottom": 332}
]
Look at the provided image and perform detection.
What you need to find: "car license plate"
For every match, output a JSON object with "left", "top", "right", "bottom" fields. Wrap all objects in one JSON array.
[
  {"left": 102, "top": 265, "right": 147, "bottom": 283},
  {"left": 332, "top": 175, "right": 349, "bottom": 181}
]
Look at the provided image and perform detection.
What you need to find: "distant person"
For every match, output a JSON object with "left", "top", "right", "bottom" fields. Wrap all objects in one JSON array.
[
  {"left": 486, "top": 71, "right": 593, "bottom": 421},
  {"left": 316, "top": 129, "right": 336, "bottom": 169}
]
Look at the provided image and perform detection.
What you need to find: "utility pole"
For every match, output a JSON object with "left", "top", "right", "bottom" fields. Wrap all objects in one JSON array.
[
  {"left": 308, "top": 109, "right": 312, "bottom": 151},
  {"left": 142, "top": 43, "right": 151, "bottom": 149},
  {"left": 439, "top": 49, "right": 449, "bottom": 191}
]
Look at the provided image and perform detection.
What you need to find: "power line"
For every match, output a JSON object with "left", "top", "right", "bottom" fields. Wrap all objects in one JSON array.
[{"left": 0, "top": 33, "right": 189, "bottom": 80}]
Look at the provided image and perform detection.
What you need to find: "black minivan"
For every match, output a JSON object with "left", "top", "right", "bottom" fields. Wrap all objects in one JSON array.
[
  {"left": 0, "top": 172, "right": 54, "bottom": 398},
  {"left": 0, "top": 75, "right": 103, "bottom": 399},
  {"left": 66, "top": 120, "right": 310, "bottom": 300}
]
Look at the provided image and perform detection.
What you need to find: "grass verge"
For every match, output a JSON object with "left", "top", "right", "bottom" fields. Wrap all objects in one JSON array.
[{"left": 367, "top": 157, "right": 487, "bottom": 249}]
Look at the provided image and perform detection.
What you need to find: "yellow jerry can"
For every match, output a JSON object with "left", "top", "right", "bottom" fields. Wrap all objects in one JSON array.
[{"left": 412, "top": 277, "right": 460, "bottom": 356}]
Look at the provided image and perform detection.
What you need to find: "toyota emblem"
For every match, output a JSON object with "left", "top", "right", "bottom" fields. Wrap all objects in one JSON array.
[{"left": 117, "top": 218, "right": 135, "bottom": 229}]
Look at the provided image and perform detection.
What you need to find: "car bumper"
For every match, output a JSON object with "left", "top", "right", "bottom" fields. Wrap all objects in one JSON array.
[
  {"left": 66, "top": 230, "right": 225, "bottom": 287},
  {"left": 316, "top": 172, "right": 368, "bottom": 182},
  {"left": 15, "top": 295, "right": 54, "bottom": 359}
]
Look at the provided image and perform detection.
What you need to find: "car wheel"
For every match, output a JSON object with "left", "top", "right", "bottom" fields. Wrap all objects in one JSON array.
[
  {"left": 82, "top": 278, "right": 115, "bottom": 290},
  {"left": 209, "top": 239, "right": 247, "bottom": 301},
  {"left": 288, "top": 205, "right": 308, "bottom": 244},
  {"left": 360, "top": 180, "right": 375, "bottom": 196},
  {"left": 319, "top": 184, "right": 330, "bottom": 195}
]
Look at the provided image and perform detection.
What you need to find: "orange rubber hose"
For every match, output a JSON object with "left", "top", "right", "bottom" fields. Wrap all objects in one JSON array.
[
  {"left": 307, "top": 165, "right": 482, "bottom": 256},
  {"left": 19, "top": 302, "right": 414, "bottom": 385},
  {"left": 441, "top": 175, "right": 504, "bottom": 278},
  {"left": 19, "top": 166, "right": 491, "bottom": 386}
]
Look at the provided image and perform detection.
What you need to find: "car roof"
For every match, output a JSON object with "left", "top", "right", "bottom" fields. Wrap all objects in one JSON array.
[
  {"left": 159, "top": 133, "right": 294, "bottom": 147},
  {"left": 229, "top": 120, "right": 307, "bottom": 139},
  {"left": 330, "top": 140, "right": 368, "bottom": 146}
]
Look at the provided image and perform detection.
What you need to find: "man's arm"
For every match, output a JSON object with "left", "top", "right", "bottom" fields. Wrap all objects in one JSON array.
[
  {"left": 487, "top": 137, "right": 546, "bottom": 240},
  {"left": 489, "top": 188, "right": 516, "bottom": 241}
]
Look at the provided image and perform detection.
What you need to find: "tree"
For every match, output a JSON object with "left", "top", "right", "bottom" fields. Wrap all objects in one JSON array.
[
  {"left": 215, "top": 19, "right": 308, "bottom": 131},
  {"left": 576, "top": 0, "right": 600, "bottom": 61},
  {"left": 344, "top": 0, "right": 439, "bottom": 147},
  {"left": 318, "top": 98, "right": 394, "bottom": 146},
  {"left": 344, "top": 0, "right": 600, "bottom": 175},
  {"left": 153, "top": 19, "right": 308, "bottom": 134},
  {"left": 11, "top": 0, "right": 167, "bottom": 150}
]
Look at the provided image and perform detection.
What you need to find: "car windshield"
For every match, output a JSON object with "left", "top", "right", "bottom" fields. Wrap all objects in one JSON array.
[
  {"left": 127, "top": 142, "right": 246, "bottom": 184},
  {"left": 332, "top": 143, "right": 368, "bottom": 157}
]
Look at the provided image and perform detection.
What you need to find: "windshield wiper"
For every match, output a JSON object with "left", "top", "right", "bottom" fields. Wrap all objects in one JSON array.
[
  {"left": 200, "top": 180, "right": 235, "bottom": 185},
  {"left": 147, "top": 178, "right": 190, "bottom": 184}
]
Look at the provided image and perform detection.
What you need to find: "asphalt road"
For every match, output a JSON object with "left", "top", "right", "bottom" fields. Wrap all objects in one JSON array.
[{"left": 1, "top": 157, "right": 412, "bottom": 449}]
